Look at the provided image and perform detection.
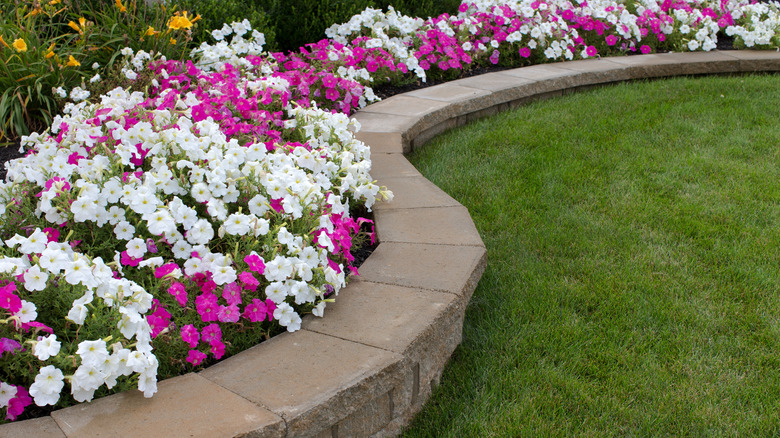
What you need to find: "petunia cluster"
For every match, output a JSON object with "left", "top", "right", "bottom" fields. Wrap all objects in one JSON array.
[{"left": 0, "top": 29, "right": 390, "bottom": 419}]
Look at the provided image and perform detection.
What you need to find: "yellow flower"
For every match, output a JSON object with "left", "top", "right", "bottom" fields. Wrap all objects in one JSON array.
[
  {"left": 48, "top": 0, "right": 61, "bottom": 5},
  {"left": 79, "top": 17, "right": 87, "bottom": 28},
  {"left": 143, "top": 26, "right": 157, "bottom": 37},
  {"left": 68, "top": 20, "right": 82, "bottom": 34},
  {"left": 167, "top": 12, "right": 193, "bottom": 30},
  {"left": 0, "top": 35, "right": 9, "bottom": 49},
  {"left": 115, "top": 0, "right": 126, "bottom": 13},
  {"left": 45, "top": 42, "right": 55, "bottom": 59},
  {"left": 66, "top": 55, "right": 80, "bottom": 67},
  {"left": 12, "top": 38, "right": 27, "bottom": 53},
  {"left": 170, "top": 37, "right": 176, "bottom": 45}
]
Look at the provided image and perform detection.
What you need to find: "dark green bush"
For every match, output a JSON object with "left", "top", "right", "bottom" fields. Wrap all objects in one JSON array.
[
  {"left": 175, "top": 0, "right": 277, "bottom": 49},
  {"left": 373, "top": 0, "right": 460, "bottom": 19}
]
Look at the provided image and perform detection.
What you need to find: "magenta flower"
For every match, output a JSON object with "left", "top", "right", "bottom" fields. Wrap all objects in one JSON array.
[
  {"left": 489, "top": 50, "right": 500, "bottom": 65},
  {"left": 186, "top": 349, "right": 207, "bottom": 366},
  {"left": 605, "top": 35, "right": 618, "bottom": 46},
  {"left": 640, "top": 45, "right": 651, "bottom": 54},
  {"left": 201, "top": 323, "right": 222, "bottom": 344},
  {"left": 243, "top": 298, "right": 268, "bottom": 322},
  {"left": 6, "top": 386, "right": 31, "bottom": 421},
  {"left": 518, "top": 47, "right": 531, "bottom": 58},
  {"left": 217, "top": 304, "right": 241, "bottom": 323},
  {"left": 181, "top": 324, "right": 200, "bottom": 348},
  {"left": 244, "top": 254, "right": 266, "bottom": 274},
  {"left": 154, "top": 262, "right": 179, "bottom": 279},
  {"left": 0, "top": 338, "right": 22, "bottom": 356},
  {"left": 238, "top": 271, "right": 259, "bottom": 292},
  {"left": 222, "top": 282, "right": 243, "bottom": 305},
  {"left": 210, "top": 340, "right": 226, "bottom": 359},
  {"left": 195, "top": 293, "right": 219, "bottom": 322},
  {"left": 120, "top": 251, "right": 142, "bottom": 267},
  {"left": 167, "top": 282, "right": 188, "bottom": 307},
  {"left": 0, "top": 284, "right": 22, "bottom": 314},
  {"left": 586, "top": 45, "right": 598, "bottom": 57}
]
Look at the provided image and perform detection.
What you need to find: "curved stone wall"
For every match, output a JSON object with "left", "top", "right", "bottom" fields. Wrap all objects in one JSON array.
[{"left": 3, "top": 50, "right": 779, "bottom": 438}]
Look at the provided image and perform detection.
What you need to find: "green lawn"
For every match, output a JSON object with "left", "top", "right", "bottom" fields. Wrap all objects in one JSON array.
[{"left": 403, "top": 75, "right": 780, "bottom": 437}]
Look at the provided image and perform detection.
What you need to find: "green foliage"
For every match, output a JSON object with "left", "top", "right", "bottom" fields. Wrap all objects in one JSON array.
[
  {"left": 175, "top": 0, "right": 277, "bottom": 49},
  {"left": 271, "top": 0, "right": 374, "bottom": 52},
  {"left": 373, "top": 0, "right": 460, "bottom": 19}
]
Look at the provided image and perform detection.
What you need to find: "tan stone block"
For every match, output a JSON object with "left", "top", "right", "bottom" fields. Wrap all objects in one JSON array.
[
  {"left": 405, "top": 84, "right": 490, "bottom": 102},
  {"left": 374, "top": 205, "right": 485, "bottom": 247},
  {"left": 607, "top": 51, "right": 740, "bottom": 78},
  {"left": 199, "top": 330, "right": 405, "bottom": 438},
  {"left": 501, "top": 63, "right": 581, "bottom": 92},
  {"left": 724, "top": 49, "right": 780, "bottom": 72},
  {"left": 334, "top": 390, "right": 394, "bottom": 438},
  {"left": 351, "top": 112, "right": 417, "bottom": 135},
  {"left": 359, "top": 95, "right": 450, "bottom": 118},
  {"left": 300, "top": 281, "right": 467, "bottom": 421},
  {"left": 357, "top": 242, "right": 486, "bottom": 299},
  {"left": 50, "top": 373, "right": 284, "bottom": 438},
  {"left": 0, "top": 417, "right": 65, "bottom": 438},
  {"left": 374, "top": 176, "right": 460, "bottom": 210},
  {"left": 353, "top": 131, "right": 406, "bottom": 154},
  {"left": 369, "top": 153, "right": 420, "bottom": 180},
  {"left": 302, "top": 280, "right": 457, "bottom": 354}
]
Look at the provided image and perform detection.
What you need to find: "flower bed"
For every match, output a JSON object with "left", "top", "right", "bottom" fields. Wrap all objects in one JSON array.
[{"left": 2, "top": 0, "right": 780, "bottom": 424}]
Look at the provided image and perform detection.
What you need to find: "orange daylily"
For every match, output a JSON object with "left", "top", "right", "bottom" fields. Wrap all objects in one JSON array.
[
  {"left": 170, "top": 38, "right": 176, "bottom": 45},
  {"left": 12, "top": 38, "right": 27, "bottom": 53},
  {"left": 48, "top": 0, "right": 61, "bottom": 5},
  {"left": 143, "top": 26, "right": 157, "bottom": 37},
  {"left": 65, "top": 55, "right": 80, "bottom": 67},
  {"left": 0, "top": 35, "right": 9, "bottom": 49},
  {"left": 69, "top": 17, "right": 88, "bottom": 34},
  {"left": 115, "top": 0, "right": 126, "bottom": 13}
]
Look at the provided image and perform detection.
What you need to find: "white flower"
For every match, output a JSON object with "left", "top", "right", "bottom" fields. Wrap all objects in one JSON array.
[
  {"left": 54, "top": 87, "right": 67, "bottom": 98},
  {"left": 126, "top": 238, "right": 147, "bottom": 259},
  {"left": 114, "top": 221, "right": 136, "bottom": 240},
  {"left": 186, "top": 219, "right": 214, "bottom": 245},
  {"left": 29, "top": 365, "right": 65, "bottom": 406},
  {"left": 0, "top": 382, "right": 17, "bottom": 408},
  {"left": 33, "top": 334, "right": 61, "bottom": 361},
  {"left": 273, "top": 302, "right": 302, "bottom": 332},
  {"left": 76, "top": 339, "right": 109, "bottom": 368},
  {"left": 14, "top": 300, "right": 37, "bottom": 323},
  {"left": 23, "top": 265, "right": 49, "bottom": 291}
]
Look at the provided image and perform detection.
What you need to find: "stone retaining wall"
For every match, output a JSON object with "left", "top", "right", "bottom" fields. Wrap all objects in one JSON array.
[{"left": 3, "top": 50, "right": 779, "bottom": 438}]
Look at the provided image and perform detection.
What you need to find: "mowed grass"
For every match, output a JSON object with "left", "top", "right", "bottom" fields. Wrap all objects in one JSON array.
[{"left": 403, "top": 75, "right": 780, "bottom": 437}]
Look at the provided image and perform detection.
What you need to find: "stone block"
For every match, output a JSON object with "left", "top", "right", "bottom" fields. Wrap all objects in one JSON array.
[
  {"left": 199, "top": 330, "right": 406, "bottom": 438},
  {"left": 374, "top": 205, "right": 485, "bottom": 247},
  {"left": 368, "top": 153, "right": 420, "bottom": 180},
  {"left": 724, "top": 49, "right": 780, "bottom": 72},
  {"left": 374, "top": 176, "right": 461, "bottom": 210},
  {"left": 357, "top": 242, "right": 486, "bottom": 300},
  {"left": 353, "top": 131, "right": 406, "bottom": 154},
  {"left": 0, "top": 417, "right": 65, "bottom": 438},
  {"left": 50, "top": 373, "right": 284, "bottom": 438}
]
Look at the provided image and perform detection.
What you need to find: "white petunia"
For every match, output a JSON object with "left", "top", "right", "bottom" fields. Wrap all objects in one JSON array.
[{"left": 33, "top": 334, "right": 61, "bottom": 361}]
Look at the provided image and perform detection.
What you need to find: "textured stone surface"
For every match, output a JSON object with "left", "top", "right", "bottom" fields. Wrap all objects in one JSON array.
[
  {"left": 200, "top": 330, "right": 405, "bottom": 438},
  {"left": 375, "top": 205, "right": 485, "bottom": 246},
  {"left": 360, "top": 95, "right": 450, "bottom": 118},
  {"left": 357, "top": 242, "right": 486, "bottom": 299},
  {"left": 336, "top": 390, "right": 394, "bottom": 438},
  {"left": 724, "top": 49, "right": 780, "bottom": 71},
  {"left": 50, "top": 373, "right": 284, "bottom": 438},
  {"left": 354, "top": 131, "right": 405, "bottom": 154},
  {"left": 369, "top": 153, "right": 421, "bottom": 180},
  {"left": 374, "top": 176, "right": 461, "bottom": 210},
  {"left": 302, "top": 280, "right": 457, "bottom": 354},
  {"left": 1, "top": 417, "right": 65, "bottom": 438}
]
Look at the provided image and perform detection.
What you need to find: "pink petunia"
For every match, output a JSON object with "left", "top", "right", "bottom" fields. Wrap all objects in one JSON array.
[
  {"left": 201, "top": 323, "right": 222, "bottom": 344},
  {"left": 238, "top": 271, "right": 259, "bottom": 292},
  {"left": 222, "top": 282, "right": 243, "bottom": 305},
  {"left": 154, "top": 262, "right": 179, "bottom": 279},
  {"left": 6, "top": 385, "right": 31, "bottom": 421},
  {"left": 181, "top": 324, "right": 200, "bottom": 348},
  {"left": 243, "top": 298, "right": 268, "bottom": 322},
  {"left": 186, "top": 349, "right": 207, "bottom": 366},
  {"left": 640, "top": 45, "right": 651, "bottom": 54},
  {"left": 217, "top": 304, "right": 241, "bottom": 323},
  {"left": 586, "top": 45, "right": 598, "bottom": 57},
  {"left": 244, "top": 254, "right": 266, "bottom": 274},
  {"left": 210, "top": 340, "right": 226, "bottom": 359},
  {"left": 195, "top": 293, "right": 219, "bottom": 322},
  {"left": 518, "top": 47, "right": 531, "bottom": 58},
  {"left": 167, "top": 282, "right": 188, "bottom": 307},
  {"left": 605, "top": 35, "right": 618, "bottom": 46}
]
